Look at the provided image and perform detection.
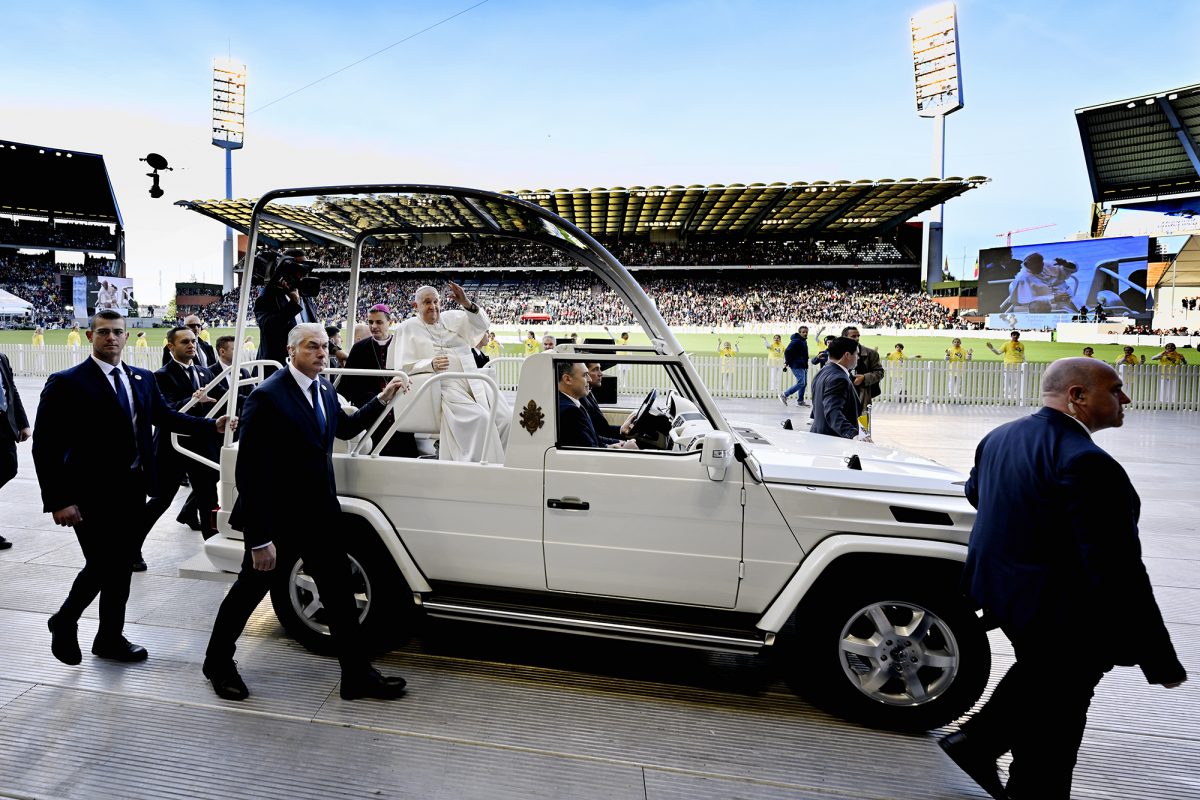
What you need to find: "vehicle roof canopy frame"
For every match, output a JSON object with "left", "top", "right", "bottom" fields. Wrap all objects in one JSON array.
[{"left": 204, "top": 184, "right": 704, "bottom": 448}]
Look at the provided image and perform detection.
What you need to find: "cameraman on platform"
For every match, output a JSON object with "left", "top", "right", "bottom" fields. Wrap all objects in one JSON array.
[{"left": 254, "top": 250, "right": 321, "bottom": 373}]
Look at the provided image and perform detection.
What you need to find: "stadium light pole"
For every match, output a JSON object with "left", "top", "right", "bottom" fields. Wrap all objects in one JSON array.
[
  {"left": 910, "top": 2, "right": 963, "bottom": 290},
  {"left": 212, "top": 59, "right": 246, "bottom": 294}
]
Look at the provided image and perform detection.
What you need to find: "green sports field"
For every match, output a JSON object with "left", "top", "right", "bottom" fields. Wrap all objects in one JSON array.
[{"left": 0, "top": 327, "right": 1177, "bottom": 364}]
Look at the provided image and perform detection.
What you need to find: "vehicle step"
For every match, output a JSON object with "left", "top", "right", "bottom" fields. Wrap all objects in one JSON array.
[{"left": 419, "top": 600, "right": 773, "bottom": 653}]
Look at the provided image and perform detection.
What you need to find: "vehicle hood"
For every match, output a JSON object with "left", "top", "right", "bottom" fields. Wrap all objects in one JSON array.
[{"left": 729, "top": 420, "right": 968, "bottom": 497}]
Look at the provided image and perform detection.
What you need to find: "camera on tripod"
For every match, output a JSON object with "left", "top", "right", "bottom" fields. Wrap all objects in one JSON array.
[{"left": 252, "top": 249, "right": 321, "bottom": 297}]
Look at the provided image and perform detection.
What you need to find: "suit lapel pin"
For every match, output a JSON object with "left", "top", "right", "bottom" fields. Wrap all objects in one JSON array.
[{"left": 133, "top": 374, "right": 142, "bottom": 381}]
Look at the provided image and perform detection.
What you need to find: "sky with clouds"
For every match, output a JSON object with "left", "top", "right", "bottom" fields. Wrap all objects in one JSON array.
[{"left": 4, "top": 0, "right": 1198, "bottom": 302}]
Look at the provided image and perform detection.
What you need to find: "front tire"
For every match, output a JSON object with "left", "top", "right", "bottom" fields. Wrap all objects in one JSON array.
[
  {"left": 789, "top": 583, "right": 990, "bottom": 732},
  {"left": 269, "top": 519, "right": 412, "bottom": 655}
]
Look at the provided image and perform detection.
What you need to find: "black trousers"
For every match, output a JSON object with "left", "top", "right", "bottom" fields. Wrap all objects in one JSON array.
[
  {"left": 0, "top": 437, "right": 16, "bottom": 490},
  {"left": 205, "top": 529, "right": 368, "bottom": 676},
  {"left": 56, "top": 475, "right": 147, "bottom": 642},
  {"left": 961, "top": 627, "right": 1110, "bottom": 799},
  {"left": 142, "top": 449, "right": 218, "bottom": 541}
]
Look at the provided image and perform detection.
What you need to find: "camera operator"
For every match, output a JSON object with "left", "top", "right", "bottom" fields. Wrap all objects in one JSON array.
[{"left": 254, "top": 250, "right": 321, "bottom": 374}]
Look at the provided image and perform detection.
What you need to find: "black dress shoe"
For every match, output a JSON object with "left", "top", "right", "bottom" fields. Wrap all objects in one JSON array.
[
  {"left": 175, "top": 511, "right": 202, "bottom": 532},
  {"left": 48, "top": 615, "right": 82, "bottom": 666},
  {"left": 939, "top": 731, "right": 1008, "bottom": 800},
  {"left": 0, "top": 536, "right": 11, "bottom": 550},
  {"left": 203, "top": 660, "right": 250, "bottom": 701},
  {"left": 340, "top": 667, "right": 407, "bottom": 700},
  {"left": 92, "top": 637, "right": 149, "bottom": 662},
  {"left": 131, "top": 555, "right": 147, "bottom": 572}
]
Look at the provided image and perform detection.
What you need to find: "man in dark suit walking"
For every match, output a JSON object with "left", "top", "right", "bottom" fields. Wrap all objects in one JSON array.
[
  {"left": 161, "top": 315, "right": 217, "bottom": 370},
  {"left": 0, "top": 350, "right": 32, "bottom": 550},
  {"left": 33, "top": 310, "right": 233, "bottom": 666},
  {"left": 141, "top": 326, "right": 221, "bottom": 555},
  {"left": 940, "top": 358, "right": 1186, "bottom": 799},
  {"left": 203, "top": 323, "right": 410, "bottom": 702},
  {"left": 809, "top": 336, "right": 868, "bottom": 441}
]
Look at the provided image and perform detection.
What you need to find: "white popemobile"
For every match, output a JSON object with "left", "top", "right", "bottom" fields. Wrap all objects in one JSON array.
[{"left": 177, "top": 185, "right": 989, "bottom": 732}]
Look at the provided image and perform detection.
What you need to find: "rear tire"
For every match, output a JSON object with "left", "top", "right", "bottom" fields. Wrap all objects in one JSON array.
[
  {"left": 787, "top": 581, "right": 990, "bottom": 732},
  {"left": 269, "top": 517, "right": 413, "bottom": 655}
]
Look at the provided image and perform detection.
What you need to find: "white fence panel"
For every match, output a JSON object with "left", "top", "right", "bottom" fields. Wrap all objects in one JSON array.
[{"left": 4, "top": 344, "right": 1199, "bottom": 412}]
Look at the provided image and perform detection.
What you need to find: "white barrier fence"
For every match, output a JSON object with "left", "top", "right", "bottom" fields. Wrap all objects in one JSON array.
[{"left": 5, "top": 345, "right": 1198, "bottom": 412}]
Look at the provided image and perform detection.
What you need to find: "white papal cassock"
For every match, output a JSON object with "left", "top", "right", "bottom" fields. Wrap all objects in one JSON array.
[{"left": 394, "top": 307, "right": 510, "bottom": 462}]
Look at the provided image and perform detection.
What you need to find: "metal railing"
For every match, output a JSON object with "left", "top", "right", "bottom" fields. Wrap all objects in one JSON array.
[{"left": 5, "top": 344, "right": 1199, "bottom": 411}]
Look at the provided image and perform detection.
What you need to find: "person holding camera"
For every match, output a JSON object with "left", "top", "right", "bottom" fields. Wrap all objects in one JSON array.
[{"left": 254, "top": 250, "right": 321, "bottom": 373}]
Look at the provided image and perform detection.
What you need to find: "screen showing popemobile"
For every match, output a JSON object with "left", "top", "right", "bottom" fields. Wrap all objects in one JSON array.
[{"left": 977, "top": 236, "right": 1150, "bottom": 328}]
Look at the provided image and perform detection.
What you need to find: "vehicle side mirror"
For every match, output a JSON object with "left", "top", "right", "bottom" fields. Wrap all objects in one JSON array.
[{"left": 701, "top": 431, "right": 734, "bottom": 481}]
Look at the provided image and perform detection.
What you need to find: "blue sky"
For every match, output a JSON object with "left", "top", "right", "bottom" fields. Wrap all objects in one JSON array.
[{"left": 4, "top": 0, "right": 1199, "bottom": 302}]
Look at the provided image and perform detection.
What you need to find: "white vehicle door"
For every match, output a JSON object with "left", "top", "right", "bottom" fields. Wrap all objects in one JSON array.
[{"left": 542, "top": 447, "right": 743, "bottom": 608}]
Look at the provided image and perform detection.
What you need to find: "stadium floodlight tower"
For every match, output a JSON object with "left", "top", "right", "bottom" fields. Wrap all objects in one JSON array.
[
  {"left": 910, "top": 2, "right": 963, "bottom": 290},
  {"left": 211, "top": 58, "right": 247, "bottom": 294}
]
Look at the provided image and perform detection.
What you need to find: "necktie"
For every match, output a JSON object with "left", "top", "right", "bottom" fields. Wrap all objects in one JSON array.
[
  {"left": 189, "top": 366, "right": 200, "bottom": 391},
  {"left": 111, "top": 367, "right": 134, "bottom": 422},
  {"left": 309, "top": 382, "right": 326, "bottom": 434}
]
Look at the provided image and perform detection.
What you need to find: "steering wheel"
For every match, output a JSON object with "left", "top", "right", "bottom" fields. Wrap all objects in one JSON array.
[{"left": 626, "top": 388, "right": 657, "bottom": 437}]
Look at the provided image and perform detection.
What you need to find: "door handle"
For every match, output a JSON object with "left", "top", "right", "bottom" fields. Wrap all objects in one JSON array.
[{"left": 547, "top": 497, "right": 590, "bottom": 511}]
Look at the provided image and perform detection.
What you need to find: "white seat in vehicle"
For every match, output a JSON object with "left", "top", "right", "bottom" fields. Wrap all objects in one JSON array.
[{"left": 385, "top": 372, "right": 443, "bottom": 435}]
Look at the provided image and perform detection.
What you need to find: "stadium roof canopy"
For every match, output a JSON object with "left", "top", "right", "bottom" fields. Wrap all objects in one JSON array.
[
  {"left": 0, "top": 139, "right": 123, "bottom": 224},
  {"left": 1157, "top": 234, "right": 1200, "bottom": 289},
  {"left": 1076, "top": 83, "right": 1200, "bottom": 206},
  {"left": 177, "top": 177, "right": 986, "bottom": 247}
]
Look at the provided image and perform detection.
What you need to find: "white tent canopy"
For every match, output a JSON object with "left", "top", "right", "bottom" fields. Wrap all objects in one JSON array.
[{"left": 0, "top": 288, "right": 34, "bottom": 316}]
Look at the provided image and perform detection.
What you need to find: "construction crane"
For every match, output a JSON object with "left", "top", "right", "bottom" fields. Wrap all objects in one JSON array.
[{"left": 995, "top": 223, "right": 1056, "bottom": 246}]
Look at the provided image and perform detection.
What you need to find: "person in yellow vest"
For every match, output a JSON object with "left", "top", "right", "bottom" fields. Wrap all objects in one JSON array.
[
  {"left": 242, "top": 336, "right": 255, "bottom": 358},
  {"left": 945, "top": 338, "right": 972, "bottom": 398},
  {"left": 31, "top": 327, "right": 45, "bottom": 347},
  {"left": 523, "top": 331, "right": 539, "bottom": 358},
  {"left": 1152, "top": 342, "right": 1188, "bottom": 404},
  {"left": 717, "top": 339, "right": 738, "bottom": 393},
  {"left": 483, "top": 331, "right": 502, "bottom": 360},
  {"left": 198, "top": 326, "right": 211, "bottom": 344},
  {"left": 762, "top": 334, "right": 785, "bottom": 392},
  {"left": 65, "top": 324, "right": 82, "bottom": 349},
  {"left": 1113, "top": 345, "right": 1143, "bottom": 400},
  {"left": 134, "top": 331, "right": 148, "bottom": 348},
  {"left": 1114, "top": 345, "right": 1142, "bottom": 368},
  {"left": 986, "top": 330, "right": 1026, "bottom": 400},
  {"left": 886, "top": 343, "right": 908, "bottom": 400}
]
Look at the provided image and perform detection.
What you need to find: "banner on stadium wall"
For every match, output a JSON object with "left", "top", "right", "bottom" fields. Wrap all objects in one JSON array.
[
  {"left": 977, "top": 236, "right": 1151, "bottom": 320},
  {"left": 71, "top": 276, "right": 88, "bottom": 319},
  {"left": 985, "top": 312, "right": 1071, "bottom": 330}
]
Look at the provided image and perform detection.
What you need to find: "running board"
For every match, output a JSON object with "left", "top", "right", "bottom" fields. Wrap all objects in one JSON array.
[{"left": 419, "top": 600, "right": 773, "bottom": 653}]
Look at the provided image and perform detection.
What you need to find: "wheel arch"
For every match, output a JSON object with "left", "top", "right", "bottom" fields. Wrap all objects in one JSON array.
[
  {"left": 337, "top": 496, "right": 433, "bottom": 593},
  {"left": 756, "top": 535, "right": 968, "bottom": 633}
]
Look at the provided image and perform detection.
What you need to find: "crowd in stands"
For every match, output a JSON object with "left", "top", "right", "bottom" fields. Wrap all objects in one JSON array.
[
  {"left": 0, "top": 256, "right": 71, "bottom": 327},
  {"left": 313, "top": 237, "right": 913, "bottom": 272},
  {"left": 180, "top": 271, "right": 970, "bottom": 330},
  {"left": 0, "top": 217, "right": 118, "bottom": 252},
  {"left": 1123, "top": 324, "right": 1192, "bottom": 336}
]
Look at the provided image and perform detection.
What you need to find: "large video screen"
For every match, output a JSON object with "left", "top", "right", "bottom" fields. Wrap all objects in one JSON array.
[
  {"left": 65, "top": 275, "right": 135, "bottom": 317},
  {"left": 978, "top": 236, "right": 1150, "bottom": 324}
]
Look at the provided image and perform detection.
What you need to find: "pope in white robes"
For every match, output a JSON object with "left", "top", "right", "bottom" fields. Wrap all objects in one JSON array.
[{"left": 395, "top": 282, "right": 510, "bottom": 462}]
